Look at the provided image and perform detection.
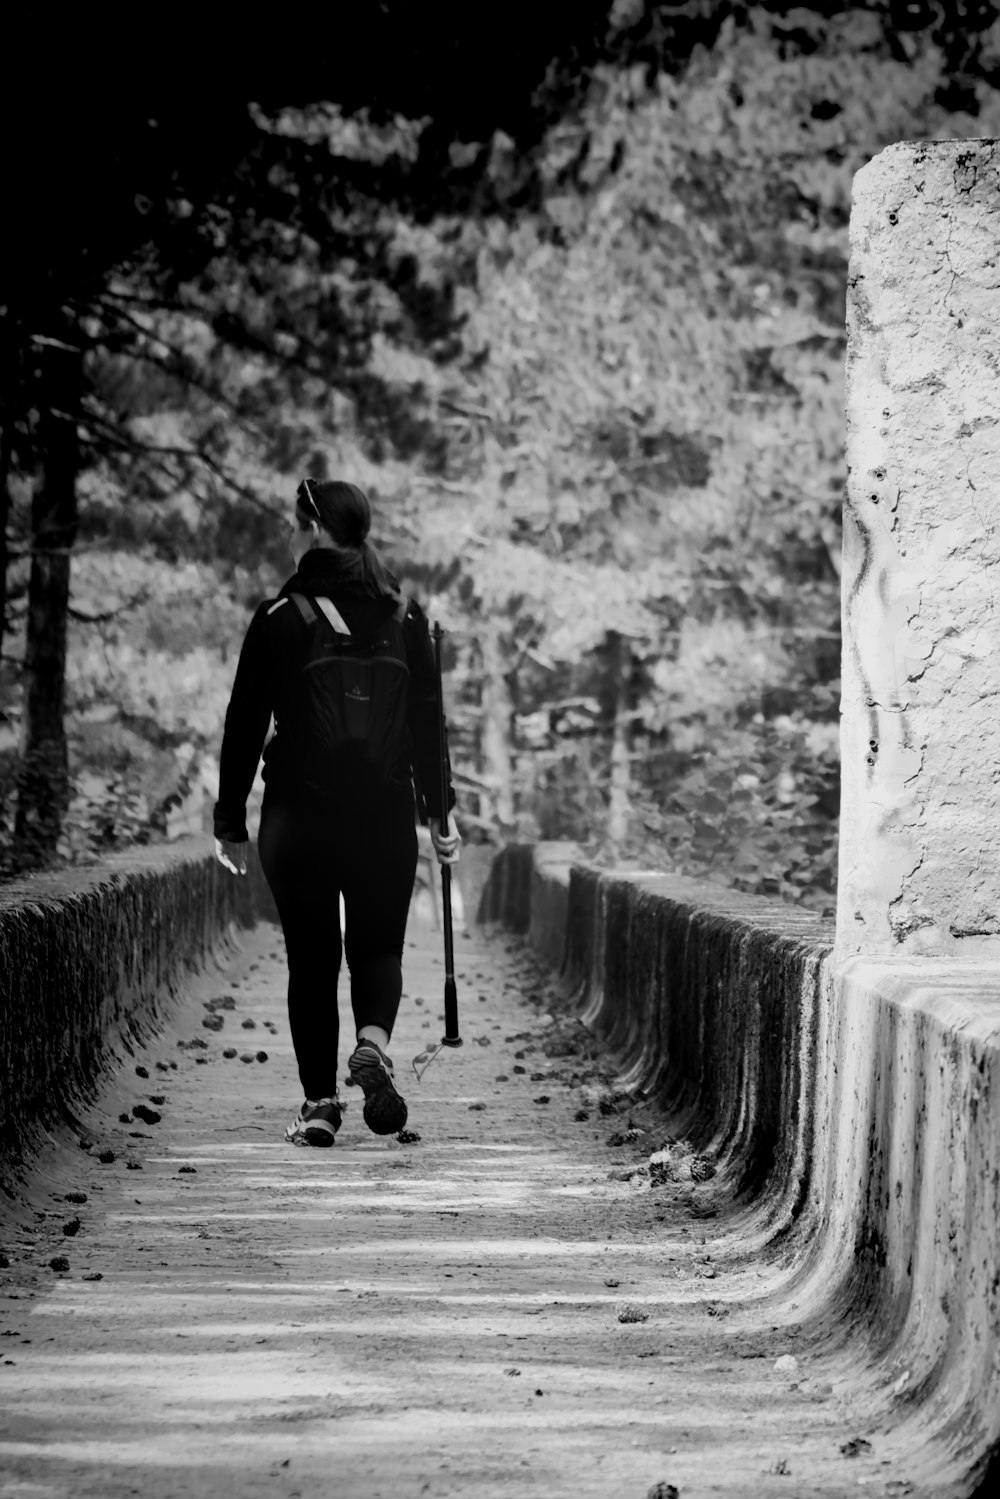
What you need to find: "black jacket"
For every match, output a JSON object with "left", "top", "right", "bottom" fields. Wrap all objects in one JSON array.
[{"left": 213, "top": 550, "right": 455, "bottom": 842}]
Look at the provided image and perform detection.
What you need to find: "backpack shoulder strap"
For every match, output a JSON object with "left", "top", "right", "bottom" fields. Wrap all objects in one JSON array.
[
  {"left": 289, "top": 594, "right": 352, "bottom": 636},
  {"left": 313, "top": 597, "right": 352, "bottom": 636},
  {"left": 289, "top": 593, "right": 316, "bottom": 626}
]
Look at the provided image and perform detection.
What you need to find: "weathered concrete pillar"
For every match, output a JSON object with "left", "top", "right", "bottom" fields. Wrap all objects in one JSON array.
[{"left": 838, "top": 140, "right": 1000, "bottom": 956}]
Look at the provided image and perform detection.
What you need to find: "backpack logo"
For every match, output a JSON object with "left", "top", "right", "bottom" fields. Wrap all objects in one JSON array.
[{"left": 346, "top": 685, "right": 370, "bottom": 703}]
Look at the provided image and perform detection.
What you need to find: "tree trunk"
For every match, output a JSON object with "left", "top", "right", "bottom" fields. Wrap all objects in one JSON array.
[
  {"left": 0, "top": 422, "right": 11, "bottom": 666},
  {"left": 606, "top": 631, "right": 632, "bottom": 856},
  {"left": 13, "top": 333, "right": 81, "bottom": 867},
  {"left": 479, "top": 616, "right": 515, "bottom": 831},
  {"left": 0, "top": 317, "right": 21, "bottom": 668}
]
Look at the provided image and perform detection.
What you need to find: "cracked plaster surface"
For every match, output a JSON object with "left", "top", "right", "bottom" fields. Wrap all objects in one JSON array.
[{"left": 838, "top": 141, "right": 1000, "bottom": 955}]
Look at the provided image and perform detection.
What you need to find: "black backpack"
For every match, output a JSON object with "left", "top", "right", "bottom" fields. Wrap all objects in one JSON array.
[{"left": 283, "top": 593, "right": 411, "bottom": 800}]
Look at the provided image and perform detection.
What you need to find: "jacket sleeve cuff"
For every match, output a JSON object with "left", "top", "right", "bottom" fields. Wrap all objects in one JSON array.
[
  {"left": 213, "top": 802, "right": 249, "bottom": 843},
  {"left": 420, "top": 787, "right": 457, "bottom": 821}
]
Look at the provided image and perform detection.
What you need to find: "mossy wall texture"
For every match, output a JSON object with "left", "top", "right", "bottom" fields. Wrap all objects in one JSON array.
[
  {"left": 801, "top": 955, "right": 1000, "bottom": 1480},
  {"left": 476, "top": 843, "right": 535, "bottom": 931},
  {"left": 0, "top": 836, "right": 268, "bottom": 1192},
  {"left": 528, "top": 855, "right": 833, "bottom": 1233}
]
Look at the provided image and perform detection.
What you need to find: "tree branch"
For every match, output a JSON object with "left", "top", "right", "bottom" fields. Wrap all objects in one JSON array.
[
  {"left": 67, "top": 590, "right": 149, "bottom": 624},
  {"left": 439, "top": 397, "right": 493, "bottom": 422},
  {"left": 100, "top": 286, "right": 197, "bottom": 314},
  {"left": 98, "top": 337, "right": 268, "bottom": 447},
  {"left": 29, "top": 334, "right": 82, "bottom": 355},
  {"left": 78, "top": 408, "right": 279, "bottom": 516}
]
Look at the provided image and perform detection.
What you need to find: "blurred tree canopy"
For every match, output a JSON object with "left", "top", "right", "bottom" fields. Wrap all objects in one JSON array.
[{"left": 2, "top": 0, "right": 999, "bottom": 895}]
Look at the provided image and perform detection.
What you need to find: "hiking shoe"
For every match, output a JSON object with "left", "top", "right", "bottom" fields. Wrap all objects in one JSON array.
[
  {"left": 347, "top": 1040, "right": 408, "bottom": 1135},
  {"left": 285, "top": 1095, "right": 344, "bottom": 1148}
]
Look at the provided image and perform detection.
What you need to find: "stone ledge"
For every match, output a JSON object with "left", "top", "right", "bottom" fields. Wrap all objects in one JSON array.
[
  {"left": 487, "top": 846, "right": 833, "bottom": 1235},
  {"left": 482, "top": 842, "right": 1000, "bottom": 1488},
  {"left": 0, "top": 836, "right": 268, "bottom": 1193},
  {"left": 798, "top": 955, "right": 1000, "bottom": 1473}
]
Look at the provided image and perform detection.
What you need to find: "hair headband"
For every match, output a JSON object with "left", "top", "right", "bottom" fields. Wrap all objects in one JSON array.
[{"left": 301, "top": 480, "right": 322, "bottom": 523}]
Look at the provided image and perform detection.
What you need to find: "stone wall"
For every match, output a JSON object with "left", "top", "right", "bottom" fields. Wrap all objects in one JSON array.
[
  {"left": 825, "top": 133, "right": 1000, "bottom": 1490},
  {"left": 565, "top": 864, "right": 830, "bottom": 1221},
  {"left": 485, "top": 842, "right": 1000, "bottom": 1491},
  {"left": 800, "top": 954, "right": 1000, "bottom": 1484},
  {"left": 0, "top": 836, "right": 264, "bottom": 1193},
  {"left": 486, "top": 846, "right": 835, "bottom": 1236},
  {"left": 839, "top": 140, "right": 1000, "bottom": 955}
]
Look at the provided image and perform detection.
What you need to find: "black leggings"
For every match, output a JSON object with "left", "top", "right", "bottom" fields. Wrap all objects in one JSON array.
[{"left": 258, "top": 792, "right": 418, "bottom": 1099}]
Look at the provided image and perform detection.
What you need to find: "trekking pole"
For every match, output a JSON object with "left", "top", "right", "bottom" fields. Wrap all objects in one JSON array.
[
  {"left": 412, "top": 622, "right": 462, "bottom": 1082},
  {"left": 434, "top": 621, "right": 462, "bottom": 1050}
]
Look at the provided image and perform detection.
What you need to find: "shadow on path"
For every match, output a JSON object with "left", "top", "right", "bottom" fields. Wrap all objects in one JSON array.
[{"left": 0, "top": 919, "right": 923, "bottom": 1498}]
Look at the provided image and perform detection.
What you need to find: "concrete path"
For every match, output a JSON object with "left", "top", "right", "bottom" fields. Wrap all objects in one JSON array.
[{"left": 0, "top": 917, "right": 923, "bottom": 1498}]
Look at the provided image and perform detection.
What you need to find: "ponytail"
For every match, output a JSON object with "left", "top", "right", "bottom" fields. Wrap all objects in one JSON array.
[
  {"left": 353, "top": 537, "right": 402, "bottom": 601},
  {"left": 296, "top": 478, "right": 400, "bottom": 601}
]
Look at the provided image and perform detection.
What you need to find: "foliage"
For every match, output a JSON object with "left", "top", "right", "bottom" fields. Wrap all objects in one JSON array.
[
  {"left": 377, "top": 4, "right": 1000, "bottom": 902},
  {"left": 634, "top": 704, "right": 841, "bottom": 911},
  {"left": 3, "top": 4, "right": 1000, "bottom": 898}
]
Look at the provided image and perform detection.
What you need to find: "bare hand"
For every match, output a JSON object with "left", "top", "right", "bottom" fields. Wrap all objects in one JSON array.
[
  {"left": 428, "top": 814, "right": 461, "bottom": 866},
  {"left": 214, "top": 837, "right": 248, "bottom": 876}
]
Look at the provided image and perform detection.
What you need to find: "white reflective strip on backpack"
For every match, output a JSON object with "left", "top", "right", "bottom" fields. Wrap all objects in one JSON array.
[
  {"left": 313, "top": 597, "right": 352, "bottom": 636},
  {"left": 267, "top": 598, "right": 290, "bottom": 616}
]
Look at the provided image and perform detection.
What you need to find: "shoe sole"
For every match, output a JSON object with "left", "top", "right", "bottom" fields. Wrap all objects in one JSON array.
[
  {"left": 350, "top": 1051, "right": 408, "bottom": 1136},
  {"left": 362, "top": 1084, "right": 408, "bottom": 1136}
]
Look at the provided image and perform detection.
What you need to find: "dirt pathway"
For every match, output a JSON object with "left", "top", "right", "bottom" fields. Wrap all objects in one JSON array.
[{"left": 0, "top": 917, "right": 919, "bottom": 1498}]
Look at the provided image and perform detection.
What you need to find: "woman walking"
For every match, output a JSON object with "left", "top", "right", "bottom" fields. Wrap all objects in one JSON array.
[{"left": 213, "top": 479, "right": 459, "bottom": 1145}]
